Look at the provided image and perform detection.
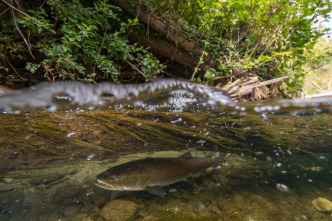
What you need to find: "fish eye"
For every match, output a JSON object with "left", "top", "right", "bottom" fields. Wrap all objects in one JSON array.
[{"left": 113, "top": 175, "right": 121, "bottom": 180}]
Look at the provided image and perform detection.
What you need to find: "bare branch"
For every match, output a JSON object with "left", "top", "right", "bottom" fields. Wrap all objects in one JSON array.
[
  {"left": 2, "top": 0, "right": 45, "bottom": 25},
  {"left": 6, "top": 57, "right": 27, "bottom": 81},
  {"left": 310, "top": 81, "right": 325, "bottom": 92},
  {"left": 125, "top": 61, "right": 146, "bottom": 78}
]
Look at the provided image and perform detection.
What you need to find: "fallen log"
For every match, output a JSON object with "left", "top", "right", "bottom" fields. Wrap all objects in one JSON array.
[
  {"left": 113, "top": 0, "right": 211, "bottom": 64},
  {"left": 135, "top": 35, "right": 209, "bottom": 72}
]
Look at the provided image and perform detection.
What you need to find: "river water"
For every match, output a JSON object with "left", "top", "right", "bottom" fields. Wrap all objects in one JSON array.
[{"left": 0, "top": 80, "right": 331, "bottom": 221}]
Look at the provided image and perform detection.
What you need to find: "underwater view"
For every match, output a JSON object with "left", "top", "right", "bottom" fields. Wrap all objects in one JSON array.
[{"left": 0, "top": 80, "right": 331, "bottom": 221}]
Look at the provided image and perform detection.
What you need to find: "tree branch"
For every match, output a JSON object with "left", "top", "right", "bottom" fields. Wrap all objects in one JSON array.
[{"left": 247, "top": 0, "right": 276, "bottom": 61}]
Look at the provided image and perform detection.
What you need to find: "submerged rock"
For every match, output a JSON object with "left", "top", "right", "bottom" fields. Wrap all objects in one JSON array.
[
  {"left": 0, "top": 213, "right": 9, "bottom": 221},
  {"left": 63, "top": 205, "right": 81, "bottom": 217},
  {"left": 73, "top": 214, "right": 94, "bottom": 221},
  {"left": 244, "top": 214, "right": 266, "bottom": 221},
  {"left": 100, "top": 199, "right": 138, "bottom": 221},
  {"left": 91, "top": 191, "right": 109, "bottom": 208},
  {"left": 312, "top": 197, "right": 332, "bottom": 212}
]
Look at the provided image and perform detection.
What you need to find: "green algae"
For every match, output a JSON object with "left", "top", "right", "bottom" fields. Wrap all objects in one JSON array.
[{"left": 0, "top": 109, "right": 331, "bottom": 171}]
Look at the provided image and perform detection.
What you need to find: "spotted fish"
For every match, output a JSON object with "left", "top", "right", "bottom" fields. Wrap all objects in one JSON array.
[{"left": 95, "top": 151, "right": 222, "bottom": 196}]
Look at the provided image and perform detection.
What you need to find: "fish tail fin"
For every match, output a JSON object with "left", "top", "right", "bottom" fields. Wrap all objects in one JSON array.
[
  {"left": 215, "top": 152, "right": 226, "bottom": 161},
  {"left": 212, "top": 152, "right": 226, "bottom": 166},
  {"left": 203, "top": 152, "right": 225, "bottom": 165}
]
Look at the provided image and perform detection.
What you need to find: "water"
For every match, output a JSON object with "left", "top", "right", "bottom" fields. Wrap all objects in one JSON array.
[{"left": 0, "top": 80, "right": 331, "bottom": 221}]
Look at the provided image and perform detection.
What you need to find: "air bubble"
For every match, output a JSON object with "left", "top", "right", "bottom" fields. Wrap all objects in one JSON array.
[
  {"left": 276, "top": 183, "right": 289, "bottom": 192},
  {"left": 67, "top": 132, "right": 76, "bottom": 137}
]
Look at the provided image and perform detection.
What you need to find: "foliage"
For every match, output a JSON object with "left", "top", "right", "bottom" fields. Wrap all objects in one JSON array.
[
  {"left": 1, "top": 0, "right": 331, "bottom": 95},
  {"left": 1, "top": 0, "right": 163, "bottom": 83},
  {"left": 302, "top": 37, "right": 332, "bottom": 95},
  {"left": 0, "top": 13, "right": 29, "bottom": 85},
  {"left": 308, "top": 37, "right": 332, "bottom": 68},
  {"left": 146, "top": 0, "right": 332, "bottom": 95}
]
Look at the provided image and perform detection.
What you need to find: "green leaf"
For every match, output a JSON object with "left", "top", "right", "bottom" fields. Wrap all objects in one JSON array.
[{"left": 204, "top": 70, "right": 215, "bottom": 80}]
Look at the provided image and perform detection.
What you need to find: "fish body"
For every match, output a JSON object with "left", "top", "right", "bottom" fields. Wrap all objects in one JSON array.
[{"left": 95, "top": 152, "right": 222, "bottom": 196}]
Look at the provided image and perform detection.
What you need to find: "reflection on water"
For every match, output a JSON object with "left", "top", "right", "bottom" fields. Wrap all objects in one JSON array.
[{"left": 0, "top": 80, "right": 332, "bottom": 220}]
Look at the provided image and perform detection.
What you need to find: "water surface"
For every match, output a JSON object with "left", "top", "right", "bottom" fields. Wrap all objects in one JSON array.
[{"left": 0, "top": 80, "right": 331, "bottom": 221}]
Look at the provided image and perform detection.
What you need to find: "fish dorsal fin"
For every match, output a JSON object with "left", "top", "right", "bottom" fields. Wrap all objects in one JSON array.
[
  {"left": 146, "top": 186, "right": 166, "bottom": 196},
  {"left": 179, "top": 151, "right": 193, "bottom": 159}
]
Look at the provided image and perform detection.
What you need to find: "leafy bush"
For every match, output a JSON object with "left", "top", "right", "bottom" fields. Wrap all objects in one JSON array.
[
  {"left": 308, "top": 37, "right": 332, "bottom": 68},
  {"left": 145, "top": 0, "right": 332, "bottom": 95},
  {"left": 1, "top": 0, "right": 331, "bottom": 96},
  {"left": 2, "top": 0, "right": 163, "bottom": 83},
  {"left": 302, "top": 37, "right": 332, "bottom": 95}
]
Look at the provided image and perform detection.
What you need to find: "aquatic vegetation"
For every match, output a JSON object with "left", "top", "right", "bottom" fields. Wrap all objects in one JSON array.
[
  {"left": 0, "top": 81, "right": 331, "bottom": 220},
  {"left": 0, "top": 107, "right": 331, "bottom": 172}
]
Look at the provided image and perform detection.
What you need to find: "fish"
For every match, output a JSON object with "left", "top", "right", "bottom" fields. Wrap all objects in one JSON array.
[{"left": 95, "top": 151, "right": 223, "bottom": 196}]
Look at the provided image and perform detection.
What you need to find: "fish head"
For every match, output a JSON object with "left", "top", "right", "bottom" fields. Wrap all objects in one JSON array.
[{"left": 95, "top": 165, "right": 139, "bottom": 191}]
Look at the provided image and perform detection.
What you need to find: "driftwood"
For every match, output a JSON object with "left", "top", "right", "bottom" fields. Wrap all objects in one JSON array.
[
  {"left": 305, "top": 80, "right": 332, "bottom": 98},
  {"left": 304, "top": 91, "right": 332, "bottom": 98},
  {"left": 310, "top": 80, "right": 332, "bottom": 93},
  {"left": 222, "top": 76, "right": 289, "bottom": 101}
]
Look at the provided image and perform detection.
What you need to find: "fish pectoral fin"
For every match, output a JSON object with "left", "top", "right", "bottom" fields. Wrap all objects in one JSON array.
[
  {"left": 186, "top": 176, "right": 196, "bottom": 186},
  {"left": 178, "top": 151, "right": 193, "bottom": 159},
  {"left": 146, "top": 186, "right": 166, "bottom": 196}
]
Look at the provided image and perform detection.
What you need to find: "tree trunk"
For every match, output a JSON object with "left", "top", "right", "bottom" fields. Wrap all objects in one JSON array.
[
  {"left": 135, "top": 35, "right": 209, "bottom": 72},
  {"left": 113, "top": 0, "right": 211, "bottom": 64}
]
